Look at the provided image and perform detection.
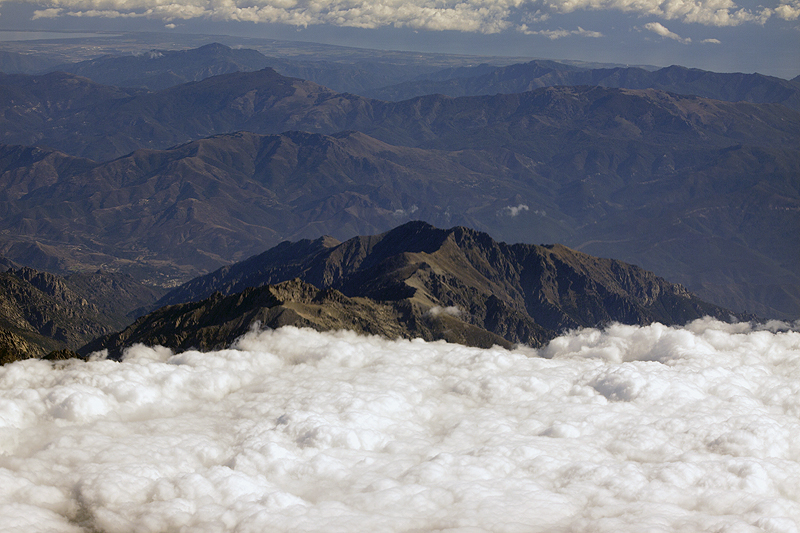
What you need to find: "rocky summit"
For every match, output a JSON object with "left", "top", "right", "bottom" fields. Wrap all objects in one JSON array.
[{"left": 105, "top": 221, "right": 735, "bottom": 356}]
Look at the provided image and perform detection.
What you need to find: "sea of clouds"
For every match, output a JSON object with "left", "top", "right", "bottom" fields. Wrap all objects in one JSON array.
[{"left": 1, "top": 318, "right": 799, "bottom": 532}]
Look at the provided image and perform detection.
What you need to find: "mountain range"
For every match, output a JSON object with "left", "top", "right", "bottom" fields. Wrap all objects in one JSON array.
[
  {"left": 0, "top": 42, "right": 797, "bottom": 335},
  {"left": 8, "top": 42, "right": 798, "bottom": 111},
  {"left": 366, "top": 60, "right": 800, "bottom": 110},
  {"left": 83, "top": 221, "right": 735, "bottom": 359},
  {"left": 1, "top": 64, "right": 798, "bottom": 163},
  {"left": 0, "top": 84, "right": 797, "bottom": 318}
]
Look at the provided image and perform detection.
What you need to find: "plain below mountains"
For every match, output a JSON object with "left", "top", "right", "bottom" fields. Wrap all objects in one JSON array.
[{"left": 83, "top": 221, "right": 737, "bottom": 359}]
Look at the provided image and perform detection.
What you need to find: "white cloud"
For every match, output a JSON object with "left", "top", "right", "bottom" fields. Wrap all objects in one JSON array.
[
  {"left": 30, "top": 7, "right": 62, "bottom": 18},
  {"left": 775, "top": 0, "right": 800, "bottom": 20},
  {"left": 701, "top": 37, "right": 721, "bottom": 43},
  {"left": 11, "top": 0, "right": 784, "bottom": 30},
  {"left": 520, "top": 25, "right": 604, "bottom": 38},
  {"left": 500, "top": 203, "right": 530, "bottom": 216},
  {"left": 1, "top": 319, "right": 800, "bottom": 532},
  {"left": 644, "top": 21, "right": 691, "bottom": 43},
  {"left": 425, "top": 304, "right": 461, "bottom": 316}
]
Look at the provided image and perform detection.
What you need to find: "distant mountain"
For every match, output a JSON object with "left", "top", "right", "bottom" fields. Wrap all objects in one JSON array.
[
  {"left": 54, "top": 43, "right": 274, "bottom": 91},
  {"left": 48, "top": 42, "right": 437, "bottom": 95},
  {"left": 2, "top": 68, "right": 798, "bottom": 162},
  {"left": 122, "top": 221, "right": 734, "bottom": 355},
  {"left": 0, "top": 69, "right": 797, "bottom": 318},
  {"left": 0, "top": 71, "right": 144, "bottom": 154},
  {"left": 0, "top": 131, "right": 557, "bottom": 277},
  {"left": 51, "top": 45, "right": 800, "bottom": 111},
  {"left": 0, "top": 50, "right": 61, "bottom": 74},
  {"left": 367, "top": 61, "right": 800, "bottom": 111}
]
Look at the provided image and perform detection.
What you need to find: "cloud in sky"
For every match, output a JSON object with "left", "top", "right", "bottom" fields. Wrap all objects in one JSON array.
[
  {"left": 15, "top": 0, "right": 798, "bottom": 31},
  {"left": 1, "top": 319, "right": 800, "bottom": 531},
  {"left": 520, "top": 25, "right": 604, "bottom": 39},
  {"left": 644, "top": 21, "right": 691, "bottom": 43}
]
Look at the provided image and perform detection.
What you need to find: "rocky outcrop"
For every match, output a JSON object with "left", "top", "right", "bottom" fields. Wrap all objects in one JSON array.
[
  {"left": 0, "top": 266, "right": 163, "bottom": 363},
  {"left": 81, "top": 278, "right": 514, "bottom": 359},
  {"left": 156, "top": 222, "right": 737, "bottom": 348}
]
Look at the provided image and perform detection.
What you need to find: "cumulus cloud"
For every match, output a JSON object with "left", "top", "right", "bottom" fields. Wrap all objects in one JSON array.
[
  {"left": 775, "top": 0, "right": 800, "bottom": 19},
  {"left": 644, "top": 21, "right": 691, "bottom": 43},
  {"left": 11, "top": 0, "right": 784, "bottom": 30},
  {"left": 1, "top": 319, "right": 799, "bottom": 532},
  {"left": 702, "top": 37, "right": 721, "bottom": 43},
  {"left": 30, "top": 6, "right": 61, "bottom": 18}
]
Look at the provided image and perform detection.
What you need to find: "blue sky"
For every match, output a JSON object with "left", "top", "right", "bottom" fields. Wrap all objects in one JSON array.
[{"left": 0, "top": 0, "right": 797, "bottom": 78}]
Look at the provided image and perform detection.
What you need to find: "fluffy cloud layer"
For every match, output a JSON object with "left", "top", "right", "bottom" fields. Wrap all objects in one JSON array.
[
  {"left": 1, "top": 319, "right": 799, "bottom": 532},
  {"left": 15, "top": 0, "right": 798, "bottom": 30}
]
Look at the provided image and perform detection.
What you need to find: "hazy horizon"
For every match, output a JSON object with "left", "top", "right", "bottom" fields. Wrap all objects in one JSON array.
[{"left": 0, "top": 0, "right": 797, "bottom": 78}]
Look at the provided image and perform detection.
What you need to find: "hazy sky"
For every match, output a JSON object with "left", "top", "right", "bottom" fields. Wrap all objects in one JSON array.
[{"left": 0, "top": 0, "right": 798, "bottom": 77}]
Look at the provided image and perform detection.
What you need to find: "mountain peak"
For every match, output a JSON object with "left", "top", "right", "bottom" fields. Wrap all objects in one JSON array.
[{"left": 156, "top": 222, "right": 736, "bottom": 348}]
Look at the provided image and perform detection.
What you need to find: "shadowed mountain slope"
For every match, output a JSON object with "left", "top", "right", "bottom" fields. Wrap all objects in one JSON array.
[
  {"left": 0, "top": 115, "right": 797, "bottom": 319},
  {"left": 0, "top": 265, "right": 163, "bottom": 363},
  {"left": 0, "top": 50, "right": 62, "bottom": 74},
  {"left": 0, "top": 69, "right": 797, "bottom": 318},
  {"left": 155, "top": 221, "right": 735, "bottom": 347},
  {"left": 81, "top": 277, "right": 515, "bottom": 359},
  {"left": 0, "top": 131, "right": 556, "bottom": 278},
  {"left": 1, "top": 68, "right": 799, "bottom": 162}
]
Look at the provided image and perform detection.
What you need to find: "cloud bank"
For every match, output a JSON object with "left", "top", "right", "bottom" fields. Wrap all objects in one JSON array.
[
  {"left": 1, "top": 319, "right": 799, "bottom": 532},
  {"left": 16, "top": 0, "right": 797, "bottom": 31}
]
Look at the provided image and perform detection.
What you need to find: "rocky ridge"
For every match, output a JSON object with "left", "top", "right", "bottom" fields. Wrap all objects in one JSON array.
[{"left": 143, "top": 221, "right": 735, "bottom": 353}]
